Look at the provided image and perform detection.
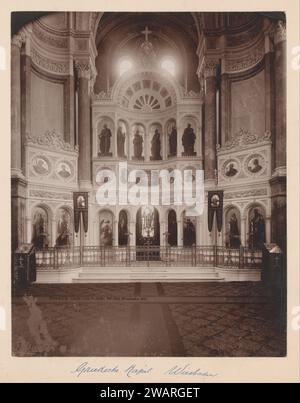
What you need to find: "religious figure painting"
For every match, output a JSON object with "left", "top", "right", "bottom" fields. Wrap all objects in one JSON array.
[
  {"left": 31, "top": 207, "right": 49, "bottom": 250},
  {"left": 247, "top": 156, "right": 263, "bottom": 174},
  {"left": 118, "top": 210, "right": 129, "bottom": 246},
  {"left": 76, "top": 195, "right": 86, "bottom": 209},
  {"left": 99, "top": 211, "right": 113, "bottom": 247},
  {"left": 57, "top": 161, "right": 72, "bottom": 179},
  {"left": 55, "top": 208, "right": 72, "bottom": 248},
  {"left": 32, "top": 156, "right": 50, "bottom": 176},
  {"left": 249, "top": 207, "right": 266, "bottom": 250},
  {"left": 224, "top": 160, "right": 239, "bottom": 177},
  {"left": 225, "top": 208, "right": 241, "bottom": 249}
]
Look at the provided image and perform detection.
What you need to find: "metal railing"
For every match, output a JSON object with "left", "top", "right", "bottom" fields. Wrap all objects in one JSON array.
[{"left": 34, "top": 245, "right": 262, "bottom": 270}]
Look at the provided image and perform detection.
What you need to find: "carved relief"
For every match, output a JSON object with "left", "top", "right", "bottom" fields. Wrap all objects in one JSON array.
[
  {"left": 33, "top": 24, "right": 68, "bottom": 48},
  {"left": 225, "top": 48, "right": 264, "bottom": 73},
  {"left": 31, "top": 155, "right": 51, "bottom": 176},
  {"left": 74, "top": 61, "right": 90, "bottom": 79},
  {"left": 222, "top": 158, "right": 240, "bottom": 179},
  {"left": 25, "top": 130, "right": 78, "bottom": 153},
  {"left": 244, "top": 153, "right": 266, "bottom": 176},
  {"left": 29, "top": 190, "right": 72, "bottom": 200},
  {"left": 56, "top": 160, "right": 74, "bottom": 181},
  {"left": 224, "top": 188, "right": 268, "bottom": 200},
  {"left": 274, "top": 20, "right": 286, "bottom": 45},
  {"left": 218, "top": 129, "right": 271, "bottom": 152}
]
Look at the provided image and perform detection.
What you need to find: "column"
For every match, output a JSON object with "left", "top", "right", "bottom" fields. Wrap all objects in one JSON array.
[
  {"left": 51, "top": 219, "right": 56, "bottom": 247},
  {"left": 270, "top": 20, "right": 287, "bottom": 252},
  {"left": 204, "top": 59, "right": 218, "bottom": 182},
  {"left": 265, "top": 216, "right": 271, "bottom": 244},
  {"left": 75, "top": 61, "right": 91, "bottom": 189},
  {"left": 114, "top": 219, "right": 118, "bottom": 246},
  {"left": 177, "top": 219, "right": 183, "bottom": 246},
  {"left": 130, "top": 221, "right": 136, "bottom": 246},
  {"left": 240, "top": 218, "right": 246, "bottom": 247},
  {"left": 220, "top": 73, "right": 229, "bottom": 144},
  {"left": 11, "top": 34, "right": 24, "bottom": 177}
]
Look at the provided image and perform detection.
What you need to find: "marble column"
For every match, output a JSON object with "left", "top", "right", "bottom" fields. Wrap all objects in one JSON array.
[
  {"left": 11, "top": 34, "right": 23, "bottom": 177},
  {"left": 204, "top": 60, "right": 218, "bottom": 181},
  {"left": 270, "top": 20, "right": 287, "bottom": 252},
  {"left": 240, "top": 218, "right": 246, "bottom": 247},
  {"left": 114, "top": 219, "right": 118, "bottom": 246},
  {"left": 177, "top": 219, "right": 183, "bottom": 246},
  {"left": 75, "top": 61, "right": 91, "bottom": 189}
]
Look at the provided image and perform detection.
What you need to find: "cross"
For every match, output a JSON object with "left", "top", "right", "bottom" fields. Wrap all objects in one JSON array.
[{"left": 141, "top": 26, "right": 152, "bottom": 42}]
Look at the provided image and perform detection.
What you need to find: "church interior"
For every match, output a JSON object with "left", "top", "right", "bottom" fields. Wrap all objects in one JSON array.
[{"left": 10, "top": 11, "right": 287, "bottom": 357}]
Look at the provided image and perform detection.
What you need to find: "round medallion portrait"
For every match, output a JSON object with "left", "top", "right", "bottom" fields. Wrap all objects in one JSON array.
[
  {"left": 32, "top": 156, "right": 50, "bottom": 176},
  {"left": 56, "top": 161, "right": 73, "bottom": 180},
  {"left": 223, "top": 159, "right": 239, "bottom": 178}
]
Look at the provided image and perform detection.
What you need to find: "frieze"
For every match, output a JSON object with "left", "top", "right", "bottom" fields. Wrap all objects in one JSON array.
[
  {"left": 217, "top": 128, "right": 271, "bottom": 152},
  {"left": 31, "top": 48, "right": 69, "bottom": 74},
  {"left": 224, "top": 188, "right": 268, "bottom": 199},
  {"left": 25, "top": 130, "right": 79, "bottom": 153},
  {"left": 29, "top": 189, "right": 72, "bottom": 200}
]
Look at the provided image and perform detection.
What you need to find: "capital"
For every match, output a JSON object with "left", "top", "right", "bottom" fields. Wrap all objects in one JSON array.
[
  {"left": 75, "top": 60, "right": 90, "bottom": 79},
  {"left": 11, "top": 33, "right": 26, "bottom": 49},
  {"left": 204, "top": 59, "right": 219, "bottom": 78},
  {"left": 274, "top": 20, "right": 286, "bottom": 45}
]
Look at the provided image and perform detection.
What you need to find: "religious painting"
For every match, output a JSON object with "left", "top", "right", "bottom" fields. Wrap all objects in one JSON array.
[
  {"left": 31, "top": 207, "right": 49, "bottom": 250},
  {"left": 98, "top": 118, "right": 113, "bottom": 157},
  {"left": 56, "top": 161, "right": 72, "bottom": 179},
  {"left": 246, "top": 154, "right": 264, "bottom": 175},
  {"left": 150, "top": 123, "right": 162, "bottom": 160},
  {"left": 73, "top": 192, "right": 88, "bottom": 233},
  {"left": 225, "top": 207, "right": 241, "bottom": 249},
  {"left": 183, "top": 213, "right": 196, "bottom": 247},
  {"left": 136, "top": 206, "right": 160, "bottom": 246},
  {"left": 248, "top": 206, "right": 266, "bottom": 250},
  {"left": 131, "top": 124, "right": 145, "bottom": 160},
  {"left": 223, "top": 160, "right": 239, "bottom": 178},
  {"left": 55, "top": 208, "right": 72, "bottom": 248},
  {"left": 32, "top": 156, "right": 50, "bottom": 176},
  {"left": 166, "top": 119, "right": 177, "bottom": 157},
  {"left": 117, "top": 120, "right": 127, "bottom": 158},
  {"left": 118, "top": 210, "right": 129, "bottom": 246},
  {"left": 99, "top": 211, "right": 113, "bottom": 247},
  {"left": 167, "top": 209, "right": 178, "bottom": 246},
  {"left": 208, "top": 190, "right": 224, "bottom": 233}
]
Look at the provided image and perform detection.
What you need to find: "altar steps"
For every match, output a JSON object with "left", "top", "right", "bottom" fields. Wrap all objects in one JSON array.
[{"left": 72, "top": 266, "right": 224, "bottom": 283}]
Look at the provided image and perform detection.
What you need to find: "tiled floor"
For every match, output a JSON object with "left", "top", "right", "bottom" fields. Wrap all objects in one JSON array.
[{"left": 12, "top": 282, "right": 286, "bottom": 357}]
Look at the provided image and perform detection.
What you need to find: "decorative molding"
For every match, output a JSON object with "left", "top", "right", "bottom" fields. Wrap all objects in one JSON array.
[
  {"left": 218, "top": 129, "right": 271, "bottom": 152},
  {"left": 31, "top": 48, "right": 69, "bottom": 74},
  {"left": 274, "top": 20, "right": 286, "bottom": 45},
  {"left": 225, "top": 47, "right": 264, "bottom": 73},
  {"left": 29, "top": 189, "right": 72, "bottom": 200},
  {"left": 74, "top": 60, "right": 90, "bottom": 79},
  {"left": 224, "top": 188, "right": 268, "bottom": 199},
  {"left": 33, "top": 24, "right": 68, "bottom": 48},
  {"left": 25, "top": 130, "right": 79, "bottom": 153},
  {"left": 93, "top": 90, "right": 112, "bottom": 101}
]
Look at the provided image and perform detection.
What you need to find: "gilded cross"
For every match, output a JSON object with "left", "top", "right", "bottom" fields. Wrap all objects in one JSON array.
[{"left": 141, "top": 26, "right": 152, "bottom": 41}]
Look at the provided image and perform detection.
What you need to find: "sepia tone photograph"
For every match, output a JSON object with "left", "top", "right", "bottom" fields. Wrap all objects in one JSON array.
[{"left": 10, "top": 10, "right": 288, "bottom": 359}]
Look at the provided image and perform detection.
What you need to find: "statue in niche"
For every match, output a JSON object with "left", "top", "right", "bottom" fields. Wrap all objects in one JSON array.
[
  {"left": 133, "top": 129, "right": 144, "bottom": 160},
  {"left": 150, "top": 129, "right": 162, "bottom": 160},
  {"left": 182, "top": 123, "right": 196, "bottom": 156},
  {"left": 117, "top": 124, "right": 126, "bottom": 158},
  {"left": 169, "top": 125, "right": 177, "bottom": 157},
  {"left": 183, "top": 217, "right": 196, "bottom": 247},
  {"left": 249, "top": 209, "right": 266, "bottom": 249},
  {"left": 32, "top": 210, "right": 48, "bottom": 250},
  {"left": 56, "top": 210, "right": 71, "bottom": 248},
  {"left": 228, "top": 213, "right": 241, "bottom": 249},
  {"left": 98, "top": 124, "right": 112, "bottom": 156},
  {"left": 100, "top": 219, "right": 113, "bottom": 247}
]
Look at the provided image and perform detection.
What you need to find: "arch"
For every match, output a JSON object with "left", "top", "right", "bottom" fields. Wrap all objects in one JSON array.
[
  {"left": 182, "top": 210, "right": 196, "bottom": 247},
  {"left": 167, "top": 209, "right": 178, "bottom": 246},
  {"left": 224, "top": 205, "right": 241, "bottom": 249},
  {"left": 55, "top": 206, "right": 73, "bottom": 248},
  {"left": 246, "top": 203, "right": 266, "bottom": 249},
  {"left": 99, "top": 209, "right": 114, "bottom": 247},
  {"left": 136, "top": 206, "right": 160, "bottom": 247},
  {"left": 118, "top": 209, "right": 129, "bottom": 246},
  {"left": 31, "top": 204, "right": 51, "bottom": 249}
]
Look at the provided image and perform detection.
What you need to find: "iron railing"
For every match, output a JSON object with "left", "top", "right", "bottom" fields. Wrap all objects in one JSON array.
[{"left": 34, "top": 245, "right": 262, "bottom": 270}]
